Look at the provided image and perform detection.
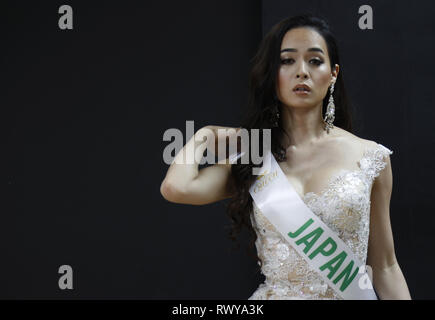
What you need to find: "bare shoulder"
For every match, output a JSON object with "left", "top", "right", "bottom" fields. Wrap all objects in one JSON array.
[
  {"left": 331, "top": 127, "right": 378, "bottom": 155},
  {"left": 356, "top": 137, "right": 379, "bottom": 152},
  {"left": 341, "top": 131, "right": 393, "bottom": 179}
]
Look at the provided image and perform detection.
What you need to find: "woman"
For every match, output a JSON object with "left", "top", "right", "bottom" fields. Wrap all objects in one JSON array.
[{"left": 160, "top": 14, "right": 411, "bottom": 300}]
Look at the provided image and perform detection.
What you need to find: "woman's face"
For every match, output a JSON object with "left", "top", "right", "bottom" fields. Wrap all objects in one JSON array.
[{"left": 277, "top": 27, "right": 339, "bottom": 109}]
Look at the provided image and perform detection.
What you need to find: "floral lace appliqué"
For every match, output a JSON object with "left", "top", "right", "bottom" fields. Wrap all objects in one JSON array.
[{"left": 248, "top": 143, "right": 393, "bottom": 300}]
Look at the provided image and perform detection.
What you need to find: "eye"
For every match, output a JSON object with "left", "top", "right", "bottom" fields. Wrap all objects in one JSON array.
[
  {"left": 310, "top": 59, "right": 323, "bottom": 66},
  {"left": 280, "top": 58, "right": 323, "bottom": 66},
  {"left": 280, "top": 58, "right": 294, "bottom": 65}
]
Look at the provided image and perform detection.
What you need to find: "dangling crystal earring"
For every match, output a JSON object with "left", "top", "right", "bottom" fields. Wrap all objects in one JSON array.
[{"left": 324, "top": 81, "right": 335, "bottom": 133}]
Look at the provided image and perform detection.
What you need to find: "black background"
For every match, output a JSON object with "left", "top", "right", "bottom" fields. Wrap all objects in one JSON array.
[{"left": 3, "top": 0, "right": 434, "bottom": 299}]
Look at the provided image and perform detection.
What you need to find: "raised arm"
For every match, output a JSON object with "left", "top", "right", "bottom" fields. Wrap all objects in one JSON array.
[{"left": 160, "top": 126, "right": 238, "bottom": 206}]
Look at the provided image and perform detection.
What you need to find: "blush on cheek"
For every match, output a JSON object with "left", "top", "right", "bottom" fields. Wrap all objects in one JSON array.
[{"left": 317, "top": 72, "right": 332, "bottom": 95}]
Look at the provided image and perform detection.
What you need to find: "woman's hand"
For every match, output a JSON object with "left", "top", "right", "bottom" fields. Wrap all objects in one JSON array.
[{"left": 201, "top": 125, "right": 242, "bottom": 164}]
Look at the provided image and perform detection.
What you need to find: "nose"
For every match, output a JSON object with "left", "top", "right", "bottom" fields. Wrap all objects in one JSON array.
[{"left": 296, "top": 61, "right": 309, "bottom": 79}]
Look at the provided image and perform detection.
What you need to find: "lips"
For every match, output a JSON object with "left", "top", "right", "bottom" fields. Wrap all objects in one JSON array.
[{"left": 293, "top": 84, "right": 311, "bottom": 92}]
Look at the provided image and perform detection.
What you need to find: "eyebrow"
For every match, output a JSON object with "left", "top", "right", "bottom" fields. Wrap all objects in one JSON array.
[{"left": 280, "top": 47, "right": 325, "bottom": 54}]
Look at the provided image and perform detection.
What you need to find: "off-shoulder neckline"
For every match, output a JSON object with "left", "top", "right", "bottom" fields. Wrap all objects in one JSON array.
[
  {"left": 300, "top": 143, "right": 392, "bottom": 201},
  {"left": 251, "top": 143, "right": 393, "bottom": 213}
]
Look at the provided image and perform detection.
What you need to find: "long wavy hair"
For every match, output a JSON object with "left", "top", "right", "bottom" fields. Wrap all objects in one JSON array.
[{"left": 225, "top": 14, "right": 354, "bottom": 268}]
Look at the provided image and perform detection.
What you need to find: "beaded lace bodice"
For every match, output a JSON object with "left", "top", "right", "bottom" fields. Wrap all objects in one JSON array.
[{"left": 248, "top": 143, "right": 393, "bottom": 300}]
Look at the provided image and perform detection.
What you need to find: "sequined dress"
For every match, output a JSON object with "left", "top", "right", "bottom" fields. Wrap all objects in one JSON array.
[{"left": 248, "top": 143, "right": 393, "bottom": 300}]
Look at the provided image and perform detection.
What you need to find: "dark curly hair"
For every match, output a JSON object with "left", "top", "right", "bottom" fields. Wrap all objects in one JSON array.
[{"left": 224, "top": 13, "right": 354, "bottom": 269}]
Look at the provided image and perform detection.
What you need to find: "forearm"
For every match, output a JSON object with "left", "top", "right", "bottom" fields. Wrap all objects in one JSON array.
[{"left": 373, "top": 263, "right": 411, "bottom": 300}]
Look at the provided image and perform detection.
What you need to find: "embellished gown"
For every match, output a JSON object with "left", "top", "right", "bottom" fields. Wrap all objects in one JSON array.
[{"left": 248, "top": 143, "right": 393, "bottom": 300}]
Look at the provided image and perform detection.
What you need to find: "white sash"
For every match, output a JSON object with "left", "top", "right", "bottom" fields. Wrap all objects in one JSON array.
[{"left": 248, "top": 150, "right": 378, "bottom": 300}]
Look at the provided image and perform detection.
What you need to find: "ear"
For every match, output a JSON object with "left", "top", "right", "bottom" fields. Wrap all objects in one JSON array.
[{"left": 331, "top": 64, "right": 340, "bottom": 84}]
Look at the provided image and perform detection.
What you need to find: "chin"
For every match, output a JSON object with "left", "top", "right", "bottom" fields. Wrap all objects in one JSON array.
[{"left": 286, "top": 100, "right": 313, "bottom": 108}]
